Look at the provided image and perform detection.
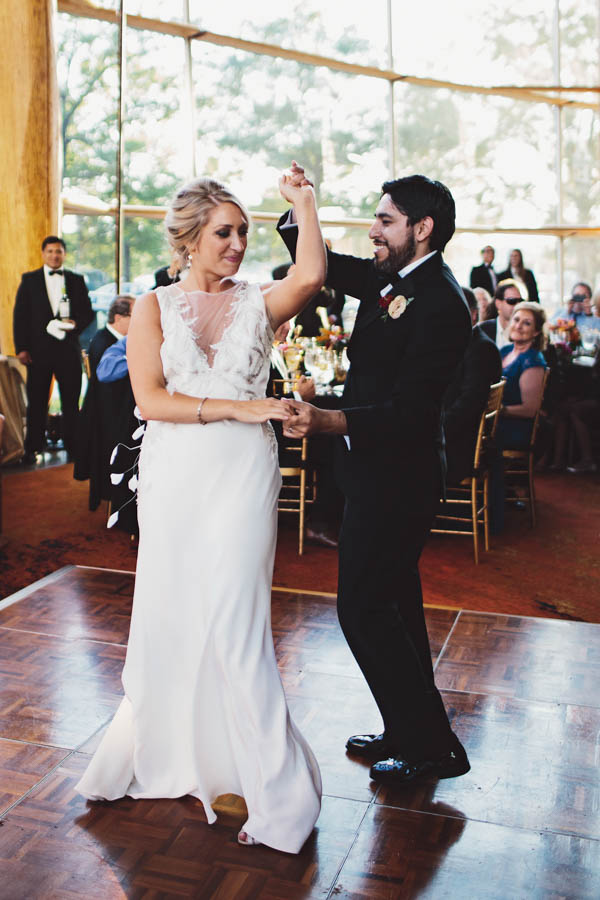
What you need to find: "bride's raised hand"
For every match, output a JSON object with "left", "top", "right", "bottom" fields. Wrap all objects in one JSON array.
[
  {"left": 234, "top": 397, "right": 293, "bottom": 424},
  {"left": 279, "top": 161, "right": 315, "bottom": 205}
]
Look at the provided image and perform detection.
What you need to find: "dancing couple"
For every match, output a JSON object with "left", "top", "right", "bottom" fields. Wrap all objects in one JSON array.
[{"left": 77, "top": 161, "right": 471, "bottom": 853}]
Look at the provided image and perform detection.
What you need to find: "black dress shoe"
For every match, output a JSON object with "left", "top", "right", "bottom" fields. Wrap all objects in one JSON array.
[
  {"left": 345, "top": 733, "right": 400, "bottom": 760},
  {"left": 369, "top": 745, "right": 470, "bottom": 784}
]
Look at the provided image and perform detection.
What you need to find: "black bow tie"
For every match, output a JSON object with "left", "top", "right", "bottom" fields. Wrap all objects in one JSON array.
[
  {"left": 384, "top": 274, "right": 415, "bottom": 299},
  {"left": 48, "top": 269, "right": 64, "bottom": 276}
]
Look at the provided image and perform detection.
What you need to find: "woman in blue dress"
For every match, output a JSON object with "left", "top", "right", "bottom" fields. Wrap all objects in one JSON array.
[{"left": 491, "top": 302, "right": 547, "bottom": 531}]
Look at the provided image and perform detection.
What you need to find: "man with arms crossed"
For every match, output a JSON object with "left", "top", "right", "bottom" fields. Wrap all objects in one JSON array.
[{"left": 279, "top": 164, "right": 472, "bottom": 784}]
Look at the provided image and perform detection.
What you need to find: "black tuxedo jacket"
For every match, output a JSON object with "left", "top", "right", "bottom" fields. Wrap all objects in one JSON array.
[
  {"left": 469, "top": 263, "right": 496, "bottom": 295},
  {"left": 13, "top": 267, "right": 94, "bottom": 362},
  {"left": 277, "top": 216, "right": 472, "bottom": 509},
  {"left": 443, "top": 327, "right": 502, "bottom": 482},
  {"left": 477, "top": 319, "right": 498, "bottom": 343},
  {"left": 496, "top": 267, "right": 539, "bottom": 304}
]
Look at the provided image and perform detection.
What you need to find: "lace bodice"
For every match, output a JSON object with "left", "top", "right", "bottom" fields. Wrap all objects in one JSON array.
[{"left": 155, "top": 281, "right": 274, "bottom": 401}]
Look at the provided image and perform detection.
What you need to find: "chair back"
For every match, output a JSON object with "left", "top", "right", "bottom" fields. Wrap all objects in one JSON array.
[
  {"left": 81, "top": 350, "right": 91, "bottom": 380},
  {"left": 271, "top": 378, "right": 295, "bottom": 398},
  {"left": 473, "top": 379, "right": 505, "bottom": 469},
  {"left": 529, "top": 367, "right": 551, "bottom": 450}
]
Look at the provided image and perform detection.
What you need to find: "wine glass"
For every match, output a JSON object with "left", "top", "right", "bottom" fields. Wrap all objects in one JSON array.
[{"left": 284, "top": 345, "right": 302, "bottom": 377}]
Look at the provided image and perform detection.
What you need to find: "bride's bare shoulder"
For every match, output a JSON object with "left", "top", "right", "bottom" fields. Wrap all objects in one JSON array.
[{"left": 131, "top": 291, "right": 162, "bottom": 327}]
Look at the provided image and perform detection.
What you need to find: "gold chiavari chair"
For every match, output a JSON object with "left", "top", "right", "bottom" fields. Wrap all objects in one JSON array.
[
  {"left": 272, "top": 378, "right": 317, "bottom": 555},
  {"left": 432, "top": 379, "right": 505, "bottom": 564},
  {"left": 81, "top": 349, "right": 91, "bottom": 380},
  {"left": 502, "top": 367, "right": 550, "bottom": 527}
]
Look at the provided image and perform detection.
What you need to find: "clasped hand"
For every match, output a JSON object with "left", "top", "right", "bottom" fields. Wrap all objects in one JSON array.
[
  {"left": 240, "top": 397, "right": 319, "bottom": 435},
  {"left": 281, "top": 399, "right": 321, "bottom": 437},
  {"left": 279, "top": 160, "right": 315, "bottom": 205}
]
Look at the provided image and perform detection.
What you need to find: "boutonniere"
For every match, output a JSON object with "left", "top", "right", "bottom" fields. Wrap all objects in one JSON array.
[{"left": 378, "top": 292, "right": 415, "bottom": 321}]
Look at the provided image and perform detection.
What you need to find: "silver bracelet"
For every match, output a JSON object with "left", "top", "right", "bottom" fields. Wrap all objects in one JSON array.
[{"left": 197, "top": 398, "right": 207, "bottom": 425}]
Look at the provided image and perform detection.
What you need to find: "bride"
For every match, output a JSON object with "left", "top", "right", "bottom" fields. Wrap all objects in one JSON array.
[{"left": 76, "top": 165, "right": 325, "bottom": 854}]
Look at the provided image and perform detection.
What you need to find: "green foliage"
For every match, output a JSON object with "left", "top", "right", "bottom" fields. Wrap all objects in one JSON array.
[{"left": 57, "top": 15, "right": 180, "bottom": 281}]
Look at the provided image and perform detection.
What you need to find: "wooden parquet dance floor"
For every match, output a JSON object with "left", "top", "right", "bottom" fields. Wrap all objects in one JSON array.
[{"left": 0, "top": 566, "right": 599, "bottom": 899}]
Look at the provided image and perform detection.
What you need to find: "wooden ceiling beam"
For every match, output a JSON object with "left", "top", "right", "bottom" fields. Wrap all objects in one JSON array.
[
  {"left": 57, "top": 0, "right": 599, "bottom": 110},
  {"left": 60, "top": 198, "right": 600, "bottom": 237}
]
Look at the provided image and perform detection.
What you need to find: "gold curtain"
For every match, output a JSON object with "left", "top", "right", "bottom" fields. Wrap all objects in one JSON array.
[{"left": 0, "top": 0, "right": 60, "bottom": 356}]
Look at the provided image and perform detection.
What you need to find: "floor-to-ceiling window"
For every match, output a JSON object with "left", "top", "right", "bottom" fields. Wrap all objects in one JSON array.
[{"left": 56, "top": 0, "right": 600, "bottom": 320}]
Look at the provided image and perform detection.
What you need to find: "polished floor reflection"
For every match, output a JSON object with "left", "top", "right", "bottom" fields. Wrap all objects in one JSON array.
[{"left": 0, "top": 566, "right": 599, "bottom": 898}]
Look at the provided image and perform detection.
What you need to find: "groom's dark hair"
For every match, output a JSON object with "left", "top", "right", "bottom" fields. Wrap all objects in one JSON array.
[{"left": 381, "top": 175, "right": 456, "bottom": 252}]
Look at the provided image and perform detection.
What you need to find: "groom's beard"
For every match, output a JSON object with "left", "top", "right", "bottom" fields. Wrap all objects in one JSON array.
[{"left": 373, "top": 228, "right": 417, "bottom": 276}]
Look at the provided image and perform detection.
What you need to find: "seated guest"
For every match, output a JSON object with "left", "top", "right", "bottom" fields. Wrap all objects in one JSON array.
[
  {"left": 490, "top": 302, "right": 547, "bottom": 531},
  {"left": 478, "top": 279, "right": 522, "bottom": 350},
  {"left": 582, "top": 288, "right": 600, "bottom": 330},
  {"left": 551, "top": 282, "right": 598, "bottom": 328},
  {"left": 94, "top": 336, "right": 141, "bottom": 534},
  {"left": 271, "top": 262, "right": 343, "bottom": 336},
  {"left": 470, "top": 245, "right": 498, "bottom": 295},
  {"left": 73, "top": 295, "right": 134, "bottom": 510},
  {"left": 565, "top": 364, "right": 600, "bottom": 473},
  {"left": 443, "top": 288, "right": 502, "bottom": 483},
  {"left": 497, "top": 248, "right": 539, "bottom": 303},
  {"left": 473, "top": 286, "right": 493, "bottom": 323},
  {"left": 153, "top": 264, "right": 180, "bottom": 289},
  {"left": 268, "top": 322, "right": 342, "bottom": 547},
  {"left": 551, "top": 355, "right": 600, "bottom": 474}
]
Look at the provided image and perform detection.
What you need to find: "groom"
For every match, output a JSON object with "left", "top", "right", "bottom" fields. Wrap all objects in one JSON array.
[{"left": 278, "top": 165, "right": 472, "bottom": 784}]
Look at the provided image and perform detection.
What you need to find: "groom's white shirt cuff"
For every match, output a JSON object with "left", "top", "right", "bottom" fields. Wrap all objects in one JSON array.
[{"left": 280, "top": 209, "right": 297, "bottom": 229}]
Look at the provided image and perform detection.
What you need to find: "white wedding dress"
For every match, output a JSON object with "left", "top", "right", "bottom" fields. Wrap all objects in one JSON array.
[{"left": 76, "top": 281, "right": 322, "bottom": 854}]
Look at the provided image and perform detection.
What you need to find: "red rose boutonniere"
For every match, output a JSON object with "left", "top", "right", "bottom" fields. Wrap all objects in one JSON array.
[{"left": 378, "top": 292, "right": 415, "bottom": 321}]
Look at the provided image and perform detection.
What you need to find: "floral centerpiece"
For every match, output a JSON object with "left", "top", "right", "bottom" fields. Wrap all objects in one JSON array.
[
  {"left": 314, "top": 325, "right": 350, "bottom": 350},
  {"left": 547, "top": 318, "right": 581, "bottom": 356}
]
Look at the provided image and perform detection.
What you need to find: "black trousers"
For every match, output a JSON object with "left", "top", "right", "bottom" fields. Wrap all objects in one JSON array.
[
  {"left": 25, "top": 351, "right": 82, "bottom": 456},
  {"left": 337, "top": 492, "right": 457, "bottom": 759}
]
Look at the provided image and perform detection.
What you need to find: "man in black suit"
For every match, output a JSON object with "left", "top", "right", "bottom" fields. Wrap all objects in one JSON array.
[
  {"left": 477, "top": 279, "right": 522, "bottom": 350},
  {"left": 153, "top": 265, "right": 180, "bottom": 289},
  {"left": 469, "top": 245, "right": 498, "bottom": 296},
  {"left": 443, "top": 288, "right": 502, "bottom": 483},
  {"left": 278, "top": 164, "right": 472, "bottom": 784},
  {"left": 74, "top": 295, "right": 135, "bottom": 511},
  {"left": 13, "top": 236, "right": 94, "bottom": 462}
]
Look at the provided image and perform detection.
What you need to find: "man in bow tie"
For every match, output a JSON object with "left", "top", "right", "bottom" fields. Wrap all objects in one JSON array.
[
  {"left": 277, "top": 164, "right": 472, "bottom": 785},
  {"left": 13, "top": 235, "right": 94, "bottom": 463},
  {"left": 470, "top": 245, "right": 498, "bottom": 295}
]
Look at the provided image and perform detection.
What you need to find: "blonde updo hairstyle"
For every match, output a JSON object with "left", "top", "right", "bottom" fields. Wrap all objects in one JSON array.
[
  {"left": 165, "top": 177, "right": 250, "bottom": 274},
  {"left": 511, "top": 300, "right": 547, "bottom": 351}
]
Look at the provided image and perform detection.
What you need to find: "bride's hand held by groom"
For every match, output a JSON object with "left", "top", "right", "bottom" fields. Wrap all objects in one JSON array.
[
  {"left": 282, "top": 399, "right": 348, "bottom": 438},
  {"left": 234, "top": 397, "right": 295, "bottom": 424}
]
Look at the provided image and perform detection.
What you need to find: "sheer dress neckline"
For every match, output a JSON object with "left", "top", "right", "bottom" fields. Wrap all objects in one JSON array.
[
  {"left": 168, "top": 280, "right": 248, "bottom": 368},
  {"left": 172, "top": 278, "right": 243, "bottom": 298}
]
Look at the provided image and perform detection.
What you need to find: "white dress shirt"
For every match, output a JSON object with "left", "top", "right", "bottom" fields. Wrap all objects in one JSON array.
[
  {"left": 495, "top": 318, "right": 512, "bottom": 350},
  {"left": 43, "top": 264, "right": 65, "bottom": 317}
]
